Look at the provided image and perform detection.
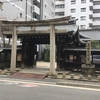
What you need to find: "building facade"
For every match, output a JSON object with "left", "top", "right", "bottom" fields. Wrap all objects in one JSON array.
[
  {"left": 0, "top": 0, "right": 55, "bottom": 59},
  {"left": 0, "top": 0, "right": 40, "bottom": 21},
  {"left": 55, "top": 0, "right": 65, "bottom": 18},
  {"left": 0, "top": 0, "right": 55, "bottom": 20},
  {"left": 55, "top": 0, "right": 100, "bottom": 29},
  {"left": 40, "top": 0, "right": 55, "bottom": 20}
]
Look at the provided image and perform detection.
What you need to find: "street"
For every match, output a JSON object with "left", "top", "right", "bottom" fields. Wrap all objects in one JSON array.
[{"left": 0, "top": 79, "right": 99, "bottom": 100}]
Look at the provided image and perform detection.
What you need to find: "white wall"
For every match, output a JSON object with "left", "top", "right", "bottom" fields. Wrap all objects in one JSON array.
[
  {"left": 65, "top": 0, "right": 93, "bottom": 29},
  {"left": 0, "top": 0, "right": 32, "bottom": 21},
  {"left": 65, "top": 0, "right": 92, "bottom": 29},
  {"left": 43, "top": 0, "right": 55, "bottom": 20}
]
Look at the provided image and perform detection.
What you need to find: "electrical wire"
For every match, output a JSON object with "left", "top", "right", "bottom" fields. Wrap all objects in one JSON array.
[{"left": 0, "top": 0, "right": 22, "bottom": 3}]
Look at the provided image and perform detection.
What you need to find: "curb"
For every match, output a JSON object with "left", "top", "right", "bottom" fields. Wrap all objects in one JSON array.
[
  {"left": 0, "top": 77, "right": 100, "bottom": 89},
  {"left": 57, "top": 82, "right": 100, "bottom": 89}
]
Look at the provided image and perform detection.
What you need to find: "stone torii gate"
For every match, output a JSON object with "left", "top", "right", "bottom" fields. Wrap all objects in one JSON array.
[{"left": 0, "top": 16, "right": 77, "bottom": 75}]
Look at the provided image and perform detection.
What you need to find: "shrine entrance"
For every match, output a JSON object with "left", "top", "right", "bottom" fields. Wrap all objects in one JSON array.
[{"left": 1, "top": 16, "right": 81, "bottom": 75}]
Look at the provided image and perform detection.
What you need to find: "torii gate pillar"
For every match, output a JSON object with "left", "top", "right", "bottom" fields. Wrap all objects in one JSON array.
[
  {"left": 10, "top": 26, "right": 17, "bottom": 71},
  {"left": 50, "top": 24, "right": 55, "bottom": 75}
]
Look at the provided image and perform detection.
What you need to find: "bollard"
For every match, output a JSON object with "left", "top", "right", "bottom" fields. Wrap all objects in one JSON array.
[
  {"left": 54, "top": 73, "right": 58, "bottom": 78},
  {"left": 4, "top": 69, "right": 8, "bottom": 73},
  {"left": 71, "top": 74, "right": 74, "bottom": 79},
  {"left": 98, "top": 76, "right": 100, "bottom": 81},
  {"left": 62, "top": 73, "right": 66, "bottom": 79},
  {"left": 79, "top": 75, "right": 83, "bottom": 80},
  {"left": 88, "top": 75, "right": 91, "bottom": 80},
  {"left": 0, "top": 69, "right": 2, "bottom": 74}
]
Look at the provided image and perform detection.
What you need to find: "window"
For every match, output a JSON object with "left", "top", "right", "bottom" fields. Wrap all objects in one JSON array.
[
  {"left": 80, "top": 25, "right": 86, "bottom": 29},
  {"left": 20, "top": 13, "right": 22, "bottom": 18},
  {"left": 71, "top": 0, "right": 76, "bottom": 4},
  {"left": 81, "top": 8, "right": 86, "bottom": 12},
  {"left": 45, "top": 5, "right": 47, "bottom": 8},
  {"left": 55, "top": 4, "right": 65, "bottom": 8},
  {"left": 71, "top": 17, "right": 76, "bottom": 20},
  {"left": 81, "top": 0, "right": 86, "bottom": 3},
  {"left": 55, "top": 12, "right": 64, "bottom": 16},
  {"left": 81, "top": 16, "right": 86, "bottom": 20},
  {"left": 93, "top": 10, "right": 100, "bottom": 13},
  {"left": 35, "top": 15, "right": 37, "bottom": 18},
  {"left": 71, "top": 9, "right": 76, "bottom": 13}
]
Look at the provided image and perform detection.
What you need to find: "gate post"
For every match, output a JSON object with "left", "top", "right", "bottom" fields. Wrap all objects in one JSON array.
[
  {"left": 50, "top": 24, "right": 55, "bottom": 75},
  {"left": 10, "top": 26, "right": 17, "bottom": 71}
]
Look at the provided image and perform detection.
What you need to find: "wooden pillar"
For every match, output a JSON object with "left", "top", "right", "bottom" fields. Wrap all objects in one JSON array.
[
  {"left": 10, "top": 26, "right": 17, "bottom": 71},
  {"left": 27, "top": 42, "right": 34, "bottom": 67},
  {"left": 21, "top": 39, "right": 26, "bottom": 68},
  {"left": 50, "top": 24, "right": 55, "bottom": 75},
  {"left": 56, "top": 43, "right": 61, "bottom": 71}
]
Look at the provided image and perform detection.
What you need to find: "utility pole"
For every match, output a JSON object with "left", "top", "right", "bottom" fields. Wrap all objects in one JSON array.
[{"left": 25, "top": 0, "right": 27, "bottom": 21}]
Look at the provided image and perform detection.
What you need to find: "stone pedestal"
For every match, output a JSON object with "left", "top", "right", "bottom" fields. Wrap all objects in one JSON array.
[{"left": 81, "top": 64, "right": 95, "bottom": 76}]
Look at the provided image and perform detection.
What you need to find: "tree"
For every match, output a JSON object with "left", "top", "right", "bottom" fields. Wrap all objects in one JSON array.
[
  {"left": 0, "top": 16, "right": 19, "bottom": 47},
  {"left": 90, "top": 40, "right": 100, "bottom": 48},
  {"left": 0, "top": 25, "right": 12, "bottom": 47},
  {"left": 44, "top": 45, "right": 50, "bottom": 62}
]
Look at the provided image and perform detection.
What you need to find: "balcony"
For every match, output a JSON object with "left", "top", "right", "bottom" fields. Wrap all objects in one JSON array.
[
  {"left": 93, "top": 0, "right": 100, "bottom": 1},
  {"left": 90, "top": 5, "right": 93, "bottom": 10},
  {"left": 55, "top": 1, "right": 65, "bottom": 5},
  {"left": 93, "top": 5, "right": 100, "bottom": 10},
  {"left": 89, "top": 14, "right": 93, "bottom": 19},
  {"left": 90, "top": 0, "right": 93, "bottom": 2},
  {"left": 93, "top": 13, "right": 100, "bottom": 17},
  {"left": 55, "top": 8, "right": 65, "bottom": 12},
  {"left": 32, "top": 5, "right": 40, "bottom": 15},
  {"left": 89, "top": 23, "right": 93, "bottom": 27},
  {"left": 33, "top": 0, "right": 40, "bottom": 7},
  {"left": 93, "top": 20, "right": 100, "bottom": 26}
]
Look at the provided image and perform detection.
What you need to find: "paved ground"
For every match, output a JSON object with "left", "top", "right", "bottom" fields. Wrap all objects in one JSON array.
[
  {"left": 0, "top": 78, "right": 100, "bottom": 100},
  {"left": 1, "top": 61, "right": 100, "bottom": 89},
  {"left": 19, "top": 61, "right": 56, "bottom": 74},
  {"left": 18, "top": 61, "right": 100, "bottom": 82}
]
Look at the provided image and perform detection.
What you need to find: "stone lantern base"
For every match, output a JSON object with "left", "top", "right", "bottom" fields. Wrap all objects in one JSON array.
[{"left": 81, "top": 64, "right": 95, "bottom": 76}]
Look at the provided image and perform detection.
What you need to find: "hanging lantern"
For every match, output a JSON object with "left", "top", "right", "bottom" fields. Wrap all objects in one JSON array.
[{"left": 0, "top": 2, "right": 3, "bottom": 10}]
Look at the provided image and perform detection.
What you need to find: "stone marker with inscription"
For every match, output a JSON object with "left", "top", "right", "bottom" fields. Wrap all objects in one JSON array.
[{"left": 81, "top": 41, "right": 95, "bottom": 76}]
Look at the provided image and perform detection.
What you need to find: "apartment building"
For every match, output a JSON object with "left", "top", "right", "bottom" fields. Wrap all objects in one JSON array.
[
  {"left": 0, "top": 0, "right": 55, "bottom": 20},
  {"left": 41, "top": 0, "right": 55, "bottom": 20},
  {"left": 55, "top": 0, "right": 65, "bottom": 18},
  {"left": 91, "top": 0, "right": 100, "bottom": 28},
  {"left": 55, "top": 0, "right": 100, "bottom": 29},
  {"left": 0, "top": 0, "right": 40, "bottom": 21},
  {"left": 0, "top": 0, "right": 55, "bottom": 59}
]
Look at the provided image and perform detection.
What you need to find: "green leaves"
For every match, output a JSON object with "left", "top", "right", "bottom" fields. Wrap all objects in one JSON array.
[{"left": 91, "top": 40, "right": 100, "bottom": 48}]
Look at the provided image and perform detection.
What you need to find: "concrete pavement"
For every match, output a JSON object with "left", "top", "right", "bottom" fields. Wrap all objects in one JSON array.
[
  {"left": 0, "top": 61, "right": 100, "bottom": 89},
  {"left": 0, "top": 78, "right": 99, "bottom": 100}
]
